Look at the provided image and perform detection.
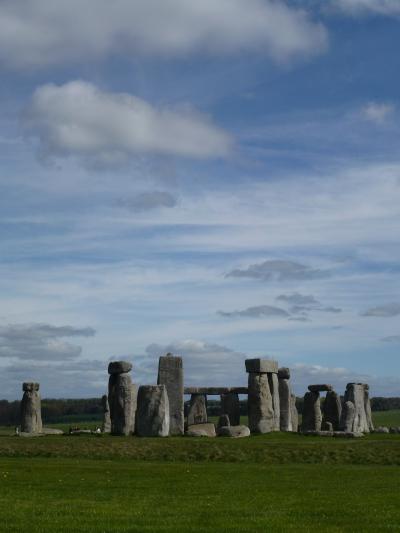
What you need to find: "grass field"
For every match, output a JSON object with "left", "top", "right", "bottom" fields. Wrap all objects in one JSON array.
[{"left": 0, "top": 411, "right": 399, "bottom": 532}]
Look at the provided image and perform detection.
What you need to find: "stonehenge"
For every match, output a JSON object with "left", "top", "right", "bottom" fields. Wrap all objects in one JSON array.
[
  {"left": 302, "top": 390, "right": 322, "bottom": 432},
  {"left": 187, "top": 394, "right": 208, "bottom": 426},
  {"left": 322, "top": 391, "right": 342, "bottom": 431},
  {"left": 278, "top": 367, "right": 293, "bottom": 432},
  {"left": 339, "top": 383, "right": 372, "bottom": 433},
  {"left": 220, "top": 392, "right": 240, "bottom": 426},
  {"left": 157, "top": 353, "right": 184, "bottom": 436},
  {"left": 20, "top": 382, "right": 42, "bottom": 434},
  {"left": 101, "top": 394, "right": 111, "bottom": 433},
  {"left": 108, "top": 361, "right": 137, "bottom": 436}
]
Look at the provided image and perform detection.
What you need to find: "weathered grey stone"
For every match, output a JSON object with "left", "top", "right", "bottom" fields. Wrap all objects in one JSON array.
[
  {"left": 186, "top": 429, "right": 209, "bottom": 437},
  {"left": 290, "top": 394, "right": 299, "bottom": 432},
  {"left": 279, "top": 378, "right": 292, "bottom": 432},
  {"left": 322, "top": 421, "right": 333, "bottom": 431},
  {"left": 270, "top": 372, "right": 280, "bottom": 431},
  {"left": 157, "top": 353, "right": 184, "bottom": 436},
  {"left": 308, "top": 384, "right": 333, "bottom": 392},
  {"left": 184, "top": 387, "right": 248, "bottom": 395},
  {"left": 389, "top": 427, "right": 400, "bottom": 434},
  {"left": 247, "top": 372, "right": 274, "bottom": 433},
  {"left": 333, "top": 431, "right": 364, "bottom": 438},
  {"left": 42, "top": 427, "right": 64, "bottom": 435},
  {"left": 374, "top": 426, "right": 389, "bottom": 434},
  {"left": 245, "top": 359, "right": 278, "bottom": 374},
  {"left": 340, "top": 400, "right": 356, "bottom": 432},
  {"left": 187, "top": 423, "right": 216, "bottom": 437},
  {"left": 108, "top": 361, "right": 132, "bottom": 375},
  {"left": 278, "top": 367, "right": 290, "bottom": 380},
  {"left": 187, "top": 394, "right": 207, "bottom": 426},
  {"left": 220, "top": 392, "right": 240, "bottom": 426},
  {"left": 218, "top": 414, "right": 230, "bottom": 428},
  {"left": 302, "top": 391, "right": 322, "bottom": 432},
  {"left": 364, "top": 386, "right": 374, "bottom": 432},
  {"left": 217, "top": 425, "right": 250, "bottom": 438},
  {"left": 20, "top": 382, "right": 42, "bottom": 434},
  {"left": 101, "top": 394, "right": 111, "bottom": 433},
  {"left": 343, "top": 383, "right": 370, "bottom": 433},
  {"left": 322, "top": 390, "right": 342, "bottom": 431},
  {"left": 108, "top": 372, "right": 136, "bottom": 436},
  {"left": 136, "top": 385, "right": 170, "bottom": 437},
  {"left": 303, "top": 430, "right": 334, "bottom": 437}
]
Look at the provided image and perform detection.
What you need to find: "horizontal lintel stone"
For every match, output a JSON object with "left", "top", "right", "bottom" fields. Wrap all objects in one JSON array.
[
  {"left": 184, "top": 387, "right": 248, "bottom": 395},
  {"left": 245, "top": 359, "right": 278, "bottom": 374},
  {"left": 308, "top": 384, "right": 333, "bottom": 392}
]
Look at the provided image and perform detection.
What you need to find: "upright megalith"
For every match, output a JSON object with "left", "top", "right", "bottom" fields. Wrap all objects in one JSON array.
[
  {"left": 302, "top": 391, "right": 322, "bottom": 432},
  {"left": 278, "top": 367, "right": 292, "bottom": 432},
  {"left": 340, "top": 401, "right": 356, "bottom": 432},
  {"left": 136, "top": 385, "right": 170, "bottom": 437},
  {"left": 322, "top": 390, "right": 342, "bottom": 431},
  {"left": 101, "top": 394, "right": 111, "bottom": 433},
  {"left": 364, "top": 385, "right": 374, "bottom": 432},
  {"left": 290, "top": 393, "right": 299, "bottom": 432},
  {"left": 157, "top": 353, "right": 184, "bottom": 436},
  {"left": 246, "top": 359, "right": 279, "bottom": 434},
  {"left": 220, "top": 392, "right": 240, "bottom": 426},
  {"left": 20, "top": 382, "right": 42, "bottom": 434},
  {"left": 342, "top": 383, "right": 371, "bottom": 433},
  {"left": 187, "top": 394, "right": 207, "bottom": 426},
  {"left": 108, "top": 361, "right": 137, "bottom": 436}
]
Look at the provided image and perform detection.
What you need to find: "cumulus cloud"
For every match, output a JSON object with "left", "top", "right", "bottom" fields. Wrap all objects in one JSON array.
[
  {"left": 24, "top": 81, "right": 232, "bottom": 164},
  {"left": 360, "top": 303, "right": 400, "bottom": 317},
  {"left": 0, "top": 0, "right": 328, "bottom": 69},
  {"left": 332, "top": 0, "right": 400, "bottom": 16},
  {"left": 0, "top": 323, "right": 95, "bottom": 361},
  {"left": 225, "top": 260, "right": 330, "bottom": 282},
  {"left": 361, "top": 102, "right": 395, "bottom": 124},
  {"left": 117, "top": 191, "right": 177, "bottom": 212},
  {"left": 217, "top": 305, "right": 290, "bottom": 318}
]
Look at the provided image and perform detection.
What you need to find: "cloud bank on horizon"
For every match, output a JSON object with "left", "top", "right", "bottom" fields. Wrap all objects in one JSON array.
[{"left": 0, "top": 0, "right": 399, "bottom": 398}]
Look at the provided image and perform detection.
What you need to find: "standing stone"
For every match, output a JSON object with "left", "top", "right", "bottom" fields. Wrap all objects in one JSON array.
[
  {"left": 302, "top": 391, "right": 322, "bottom": 432},
  {"left": 364, "top": 385, "right": 374, "bottom": 432},
  {"left": 101, "top": 394, "right": 111, "bottom": 433},
  {"left": 220, "top": 392, "right": 240, "bottom": 426},
  {"left": 340, "top": 401, "right": 356, "bottom": 432},
  {"left": 108, "top": 361, "right": 136, "bottom": 436},
  {"left": 323, "top": 390, "right": 342, "bottom": 431},
  {"left": 187, "top": 394, "right": 207, "bottom": 426},
  {"left": 278, "top": 368, "right": 292, "bottom": 432},
  {"left": 136, "top": 385, "right": 170, "bottom": 437},
  {"left": 270, "top": 373, "right": 280, "bottom": 431},
  {"left": 20, "top": 382, "right": 42, "bottom": 434},
  {"left": 157, "top": 353, "right": 184, "bottom": 436},
  {"left": 343, "top": 383, "right": 370, "bottom": 433},
  {"left": 218, "top": 414, "right": 230, "bottom": 428},
  {"left": 290, "top": 394, "right": 299, "bottom": 432},
  {"left": 247, "top": 373, "right": 274, "bottom": 433}
]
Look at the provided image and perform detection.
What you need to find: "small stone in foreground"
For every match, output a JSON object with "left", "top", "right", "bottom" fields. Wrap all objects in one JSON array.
[
  {"left": 186, "top": 423, "right": 216, "bottom": 437},
  {"left": 218, "top": 414, "right": 230, "bottom": 428},
  {"left": 217, "top": 425, "right": 250, "bottom": 438}
]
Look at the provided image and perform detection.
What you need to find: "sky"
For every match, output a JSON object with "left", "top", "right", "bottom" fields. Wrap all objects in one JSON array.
[{"left": 0, "top": 0, "right": 400, "bottom": 399}]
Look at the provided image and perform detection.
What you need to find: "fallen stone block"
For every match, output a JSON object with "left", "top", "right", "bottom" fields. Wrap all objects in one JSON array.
[
  {"left": 187, "top": 423, "right": 216, "bottom": 437},
  {"left": 217, "top": 425, "right": 250, "bottom": 438},
  {"left": 186, "top": 429, "right": 209, "bottom": 437},
  {"left": 374, "top": 426, "right": 390, "bottom": 434},
  {"left": 42, "top": 427, "right": 64, "bottom": 435},
  {"left": 333, "top": 431, "right": 364, "bottom": 438}
]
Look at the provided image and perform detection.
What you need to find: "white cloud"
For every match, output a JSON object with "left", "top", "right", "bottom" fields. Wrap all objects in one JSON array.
[
  {"left": 0, "top": 0, "right": 328, "bottom": 69},
  {"left": 332, "top": 0, "right": 400, "bottom": 15},
  {"left": 217, "top": 305, "right": 290, "bottom": 318},
  {"left": 226, "top": 260, "right": 330, "bottom": 282},
  {"left": 361, "top": 102, "right": 395, "bottom": 124},
  {"left": 24, "top": 81, "right": 232, "bottom": 164},
  {"left": 360, "top": 303, "right": 400, "bottom": 317},
  {"left": 117, "top": 192, "right": 177, "bottom": 212}
]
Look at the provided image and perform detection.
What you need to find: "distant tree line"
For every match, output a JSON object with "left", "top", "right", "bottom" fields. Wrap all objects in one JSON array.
[{"left": 0, "top": 396, "right": 399, "bottom": 426}]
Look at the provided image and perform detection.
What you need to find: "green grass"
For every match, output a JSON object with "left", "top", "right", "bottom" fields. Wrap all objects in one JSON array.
[
  {"left": 0, "top": 411, "right": 399, "bottom": 531},
  {"left": 0, "top": 457, "right": 399, "bottom": 532},
  {"left": 372, "top": 409, "right": 400, "bottom": 427}
]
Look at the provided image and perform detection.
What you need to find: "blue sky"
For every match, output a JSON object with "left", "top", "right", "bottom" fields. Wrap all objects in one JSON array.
[{"left": 0, "top": 0, "right": 400, "bottom": 399}]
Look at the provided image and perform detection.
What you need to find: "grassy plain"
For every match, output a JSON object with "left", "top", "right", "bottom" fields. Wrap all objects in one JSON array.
[{"left": 0, "top": 411, "right": 399, "bottom": 532}]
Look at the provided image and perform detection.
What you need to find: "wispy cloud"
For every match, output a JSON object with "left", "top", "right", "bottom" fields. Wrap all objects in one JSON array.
[
  {"left": 217, "top": 305, "right": 289, "bottom": 318},
  {"left": 381, "top": 335, "right": 400, "bottom": 343},
  {"left": 360, "top": 303, "right": 400, "bottom": 317},
  {"left": 361, "top": 102, "right": 395, "bottom": 124},
  {"left": 332, "top": 0, "right": 400, "bottom": 16},
  {"left": 117, "top": 191, "right": 177, "bottom": 212},
  {"left": 225, "top": 260, "right": 330, "bottom": 282}
]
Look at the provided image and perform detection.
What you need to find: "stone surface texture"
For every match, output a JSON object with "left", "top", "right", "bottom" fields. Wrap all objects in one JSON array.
[
  {"left": 290, "top": 393, "right": 299, "bottom": 432},
  {"left": 302, "top": 391, "right": 322, "bottom": 432},
  {"left": 187, "top": 394, "right": 208, "bottom": 426},
  {"left": 308, "top": 384, "right": 333, "bottom": 392},
  {"left": 136, "top": 385, "right": 170, "bottom": 437},
  {"left": 101, "top": 394, "right": 111, "bottom": 433},
  {"left": 343, "top": 383, "right": 370, "bottom": 433},
  {"left": 218, "top": 414, "right": 230, "bottom": 428},
  {"left": 217, "top": 425, "right": 250, "bottom": 438},
  {"left": 278, "top": 367, "right": 290, "bottom": 380},
  {"left": 20, "top": 382, "right": 42, "bottom": 434},
  {"left": 186, "top": 423, "right": 216, "bottom": 437},
  {"left": 220, "top": 392, "right": 240, "bottom": 426},
  {"left": 108, "top": 369, "right": 137, "bottom": 436},
  {"left": 108, "top": 361, "right": 133, "bottom": 375},
  {"left": 340, "top": 400, "right": 356, "bottom": 432},
  {"left": 322, "top": 390, "right": 342, "bottom": 431},
  {"left": 247, "top": 372, "right": 274, "bottom": 433},
  {"left": 278, "top": 378, "right": 292, "bottom": 432},
  {"left": 157, "top": 353, "right": 184, "bottom": 436},
  {"left": 245, "top": 359, "right": 278, "bottom": 374}
]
